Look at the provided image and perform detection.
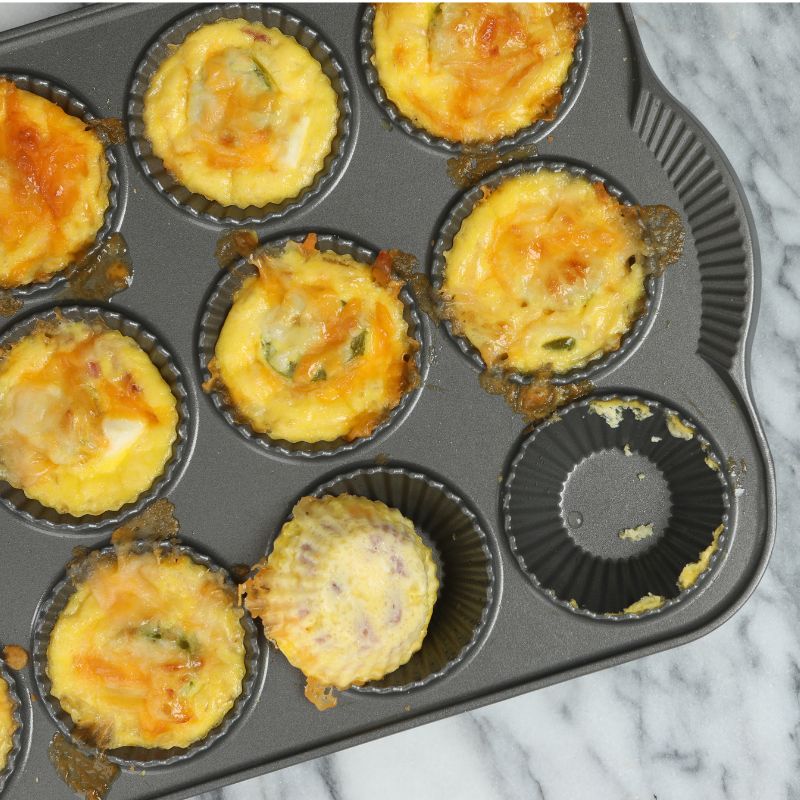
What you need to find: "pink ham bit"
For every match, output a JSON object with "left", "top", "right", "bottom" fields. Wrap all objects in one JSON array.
[
  {"left": 389, "top": 602, "right": 402, "bottom": 624},
  {"left": 242, "top": 27, "right": 270, "bottom": 43},
  {"left": 330, "top": 581, "right": 342, "bottom": 595},
  {"left": 86, "top": 360, "right": 100, "bottom": 377},
  {"left": 390, "top": 553, "right": 407, "bottom": 576}
]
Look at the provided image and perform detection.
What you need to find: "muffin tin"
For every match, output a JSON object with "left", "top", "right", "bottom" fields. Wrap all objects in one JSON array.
[{"left": 0, "top": 4, "right": 775, "bottom": 800}]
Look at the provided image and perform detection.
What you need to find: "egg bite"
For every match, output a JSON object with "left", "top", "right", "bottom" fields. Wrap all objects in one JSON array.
[
  {"left": 443, "top": 170, "right": 649, "bottom": 375},
  {"left": 0, "top": 79, "right": 110, "bottom": 288},
  {"left": 244, "top": 495, "right": 438, "bottom": 708},
  {"left": 47, "top": 549, "right": 246, "bottom": 750},
  {"left": 143, "top": 18, "right": 339, "bottom": 209},
  {"left": 0, "top": 318, "right": 178, "bottom": 517},
  {"left": 371, "top": 3, "right": 586, "bottom": 143},
  {"left": 209, "top": 238, "right": 418, "bottom": 444},
  {"left": 0, "top": 672, "right": 17, "bottom": 772}
]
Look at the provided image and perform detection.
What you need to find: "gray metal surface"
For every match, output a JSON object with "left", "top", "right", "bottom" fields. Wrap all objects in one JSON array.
[{"left": 0, "top": 4, "right": 775, "bottom": 800}]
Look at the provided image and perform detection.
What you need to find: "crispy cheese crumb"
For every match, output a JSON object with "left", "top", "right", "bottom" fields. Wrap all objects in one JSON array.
[{"left": 618, "top": 523, "right": 654, "bottom": 542}]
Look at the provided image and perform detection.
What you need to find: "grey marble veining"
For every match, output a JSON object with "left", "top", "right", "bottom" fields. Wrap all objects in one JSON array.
[
  {"left": 0, "top": 4, "right": 795, "bottom": 799},
  {"left": 199, "top": 6, "right": 798, "bottom": 799}
]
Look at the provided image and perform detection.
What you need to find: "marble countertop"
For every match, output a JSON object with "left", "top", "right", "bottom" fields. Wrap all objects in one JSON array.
[{"left": 1, "top": 4, "right": 794, "bottom": 799}]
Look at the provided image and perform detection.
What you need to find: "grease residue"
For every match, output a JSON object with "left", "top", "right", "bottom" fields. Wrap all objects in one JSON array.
[
  {"left": 109, "top": 498, "right": 179, "bottom": 548},
  {"left": 65, "top": 233, "right": 131, "bottom": 300},
  {"left": 0, "top": 293, "right": 22, "bottom": 317},
  {"left": 446, "top": 142, "right": 538, "bottom": 188},
  {"left": 86, "top": 118, "right": 127, "bottom": 146},
  {"left": 49, "top": 733, "right": 120, "bottom": 800},
  {"left": 635, "top": 204, "right": 685, "bottom": 276},
  {"left": 215, "top": 229, "right": 259, "bottom": 269}
]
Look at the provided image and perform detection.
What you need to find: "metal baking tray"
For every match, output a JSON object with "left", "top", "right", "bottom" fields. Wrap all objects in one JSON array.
[{"left": 0, "top": 3, "right": 776, "bottom": 799}]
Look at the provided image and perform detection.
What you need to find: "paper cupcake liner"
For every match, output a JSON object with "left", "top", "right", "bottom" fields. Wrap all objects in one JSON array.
[
  {"left": 0, "top": 72, "right": 124, "bottom": 297},
  {"left": 358, "top": 4, "right": 588, "bottom": 153},
  {"left": 0, "top": 660, "right": 23, "bottom": 795},
  {"left": 294, "top": 465, "right": 496, "bottom": 692},
  {"left": 430, "top": 158, "right": 663, "bottom": 385},
  {"left": 0, "top": 304, "right": 192, "bottom": 533},
  {"left": 502, "top": 394, "right": 731, "bottom": 619},
  {"left": 127, "top": 3, "right": 353, "bottom": 226},
  {"left": 31, "top": 539, "right": 262, "bottom": 768},
  {"left": 197, "top": 233, "right": 426, "bottom": 459}
]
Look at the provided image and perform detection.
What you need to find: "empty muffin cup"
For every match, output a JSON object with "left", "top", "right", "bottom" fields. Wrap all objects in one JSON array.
[
  {"left": 32, "top": 539, "right": 262, "bottom": 768},
  {"left": 292, "top": 465, "right": 496, "bottom": 691},
  {"left": 0, "top": 73, "right": 123, "bottom": 297},
  {"left": 430, "top": 159, "right": 664, "bottom": 385},
  {"left": 0, "top": 305, "right": 191, "bottom": 533},
  {"left": 127, "top": 4, "right": 352, "bottom": 225},
  {"left": 502, "top": 395, "right": 730, "bottom": 618},
  {"left": 359, "top": 4, "right": 588, "bottom": 152},
  {"left": 197, "top": 233, "right": 426, "bottom": 459}
]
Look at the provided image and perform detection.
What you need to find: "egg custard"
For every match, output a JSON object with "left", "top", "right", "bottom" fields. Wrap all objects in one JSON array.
[
  {"left": 371, "top": 3, "right": 587, "bottom": 143},
  {"left": 0, "top": 318, "right": 178, "bottom": 517},
  {"left": 244, "top": 495, "right": 438, "bottom": 708},
  {"left": 443, "top": 170, "right": 648, "bottom": 375},
  {"left": 0, "top": 79, "right": 110, "bottom": 288},
  {"left": 0, "top": 672, "right": 17, "bottom": 772},
  {"left": 210, "top": 238, "right": 418, "bottom": 444},
  {"left": 47, "top": 549, "right": 246, "bottom": 750},
  {"left": 143, "top": 18, "right": 338, "bottom": 209}
]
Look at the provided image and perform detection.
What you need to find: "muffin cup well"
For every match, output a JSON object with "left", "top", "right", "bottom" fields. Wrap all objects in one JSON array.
[
  {"left": 289, "top": 465, "right": 496, "bottom": 692},
  {"left": 0, "top": 305, "right": 192, "bottom": 534},
  {"left": 0, "top": 660, "right": 23, "bottom": 795},
  {"left": 358, "top": 4, "right": 588, "bottom": 153},
  {"left": 0, "top": 73, "right": 124, "bottom": 297},
  {"left": 430, "top": 159, "right": 663, "bottom": 384},
  {"left": 127, "top": 4, "right": 353, "bottom": 226},
  {"left": 502, "top": 394, "right": 731, "bottom": 619},
  {"left": 31, "top": 539, "right": 262, "bottom": 768},
  {"left": 197, "top": 233, "right": 426, "bottom": 459}
]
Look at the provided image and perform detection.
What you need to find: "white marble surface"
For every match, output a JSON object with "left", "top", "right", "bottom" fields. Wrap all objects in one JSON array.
[{"left": 1, "top": 4, "right": 795, "bottom": 799}]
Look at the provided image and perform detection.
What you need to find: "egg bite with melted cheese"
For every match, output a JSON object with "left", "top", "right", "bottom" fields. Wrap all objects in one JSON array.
[
  {"left": 443, "top": 170, "right": 648, "bottom": 375},
  {"left": 0, "top": 79, "right": 110, "bottom": 288},
  {"left": 0, "top": 672, "right": 17, "bottom": 772},
  {"left": 47, "top": 549, "right": 246, "bottom": 750},
  {"left": 371, "top": 3, "right": 587, "bottom": 143},
  {"left": 243, "top": 494, "right": 438, "bottom": 708},
  {"left": 210, "top": 238, "right": 418, "bottom": 444},
  {"left": 0, "top": 318, "right": 178, "bottom": 517},
  {"left": 143, "top": 18, "right": 339, "bottom": 209}
]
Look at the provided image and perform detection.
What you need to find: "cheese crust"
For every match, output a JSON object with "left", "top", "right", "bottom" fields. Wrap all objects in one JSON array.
[
  {"left": 143, "top": 18, "right": 339, "bottom": 208},
  {"left": 47, "top": 550, "right": 246, "bottom": 750},
  {"left": 0, "top": 79, "right": 110, "bottom": 288},
  {"left": 372, "top": 3, "right": 586, "bottom": 143},
  {"left": 212, "top": 240, "right": 417, "bottom": 443},
  {"left": 0, "top": 673, "right": 16, "bottom": 772},
  {"left": 0, "top": 319, "right": 178, "bottom": 516},
  {"left": 443, "top": 170, "right": 648, "bottom": 374},
  {"left": 244, "top": 494, "right": 438, "bottom": 692}
]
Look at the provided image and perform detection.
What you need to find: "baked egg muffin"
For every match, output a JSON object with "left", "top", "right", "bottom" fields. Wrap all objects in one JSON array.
[
  {"left": 209, "top": 238, "right": 418, "bottom": 444},
  {"left": 244, "top": 495, "right": 438, "bottom": 708},
  {"left": 0, "top": 79, "right": 110, "bottom": 288},
  {"left": 0, "top": 318, "right": 178, "bottom": 516},
  {"left": 371, "top": 3, "right": 586, "bottom": 143},
  {"left": 143, "top": 18, "right": 338, "bottom": 208},
  {"left": 47, "top": 549, "right": 247, "bottom": 750},
  {"left": 0, "top": 672, "right": 17, "bottom": 772},
  {"left": 443, "top": 170, "right": 648, "bottom": 374}
]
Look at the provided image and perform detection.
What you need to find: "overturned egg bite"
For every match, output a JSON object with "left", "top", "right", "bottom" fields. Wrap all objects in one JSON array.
[
  {"left": 443, "top": 169, "right": 649, "bottom": 375},
  {"left": 209, "top": 237, "right": 418, "bottom": 444},
  {"left": 143, "top": 18, "right": 339, "bottom": 208},
  {"left": 47, "top": 548, "right": 247, "bottom": 750},
  {"left": 243, "top": 494, "right": 439, "bottom": 708},
  {"left": 0, "top": 79, "right": 110, "bottom": 289},
  {"left": 0, "top": 318, "right": 178, "bottom": 517},
  {"left": 371, "top": 3, "right": 586, "bottom": 143}
]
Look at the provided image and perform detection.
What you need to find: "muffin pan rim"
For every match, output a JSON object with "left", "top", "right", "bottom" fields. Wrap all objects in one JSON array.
[
  {"left": 30, "top": 538, "right": 264, "bottom": 769},
  {"left": 196, "top": 231, "right": 429, "bottom": 460},
  {"left": 0, "top": 71, "right": 126, "bottom": 298},
  {"left": 0, "top": 303, "right": 195, "bottom": 534},
  {"left": 358, "top": 3, "right": 590, "bottom": 153},
  {"left": 125, "top": 2, "right": 355, "bottom": 227},
  {"left": 502, "top": 391, "right": 732, "bottom": 621}
]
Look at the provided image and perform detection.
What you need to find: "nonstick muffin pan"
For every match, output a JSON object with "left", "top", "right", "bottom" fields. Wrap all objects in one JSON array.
[{"left": 0, "top": 4, "right": 775, "bottom": 799}]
